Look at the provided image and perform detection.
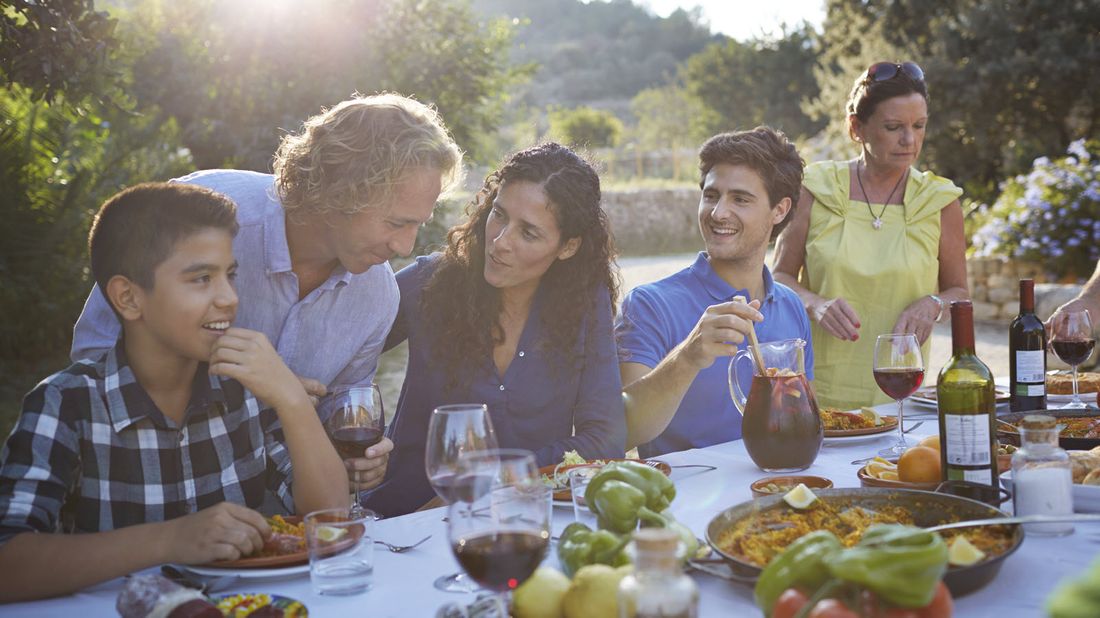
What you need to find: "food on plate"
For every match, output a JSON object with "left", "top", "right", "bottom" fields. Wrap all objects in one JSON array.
[
  {"left": 820, "top": 407, "right": 885, "bottom": 431},
  {"left": 898, "top": 446, "right": 942, "bottom": 483},
  {"left": 947, "top": 536, "right": 986, "bottom": 567},
  {"left": 715, "top": 499, "right": 1014, "bottom": 571},
  {"left": 1004, "top": 417, "right": 1100, "bottom": 440},
  {"left": 1047, "top": 371, "right": 1100, "bottom": 395},
  {"left": 213, "top": 593, "right": 308, "bottom": 617},
  {"left": 782, "top": 483, "right": 817, "bottom": 509},
  {"left": 256, "top": 515, "right": 305, "bottom": 557},
  {"left": 864, "top": 457, "right": 900, "bottom": 481},
  {"left": 1069, "top": 450, "right": 1100, "bottom": 483},
  {"left": 759, "top": 482, "right": 795, "bottom": 494},
  {"left": 754, "top": 525, "right": 953, "bottom": 617},
  {"left": 116, "top": 573, "right": 220, "bottom": 618},
  {"left": 513, "top": 567, "right": 571, "bottom": 618},
  {"left": 540, "top": 450, "right": 588, "bottom": 489}
]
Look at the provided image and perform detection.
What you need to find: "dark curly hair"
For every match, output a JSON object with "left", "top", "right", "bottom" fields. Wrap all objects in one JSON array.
[{"left": 421, "top": 142, "right": 620, "bottom": 384}]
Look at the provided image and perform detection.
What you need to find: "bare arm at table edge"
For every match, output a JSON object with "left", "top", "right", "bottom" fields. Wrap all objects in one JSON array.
[
  {"left": 621, "top": 299, "right": 761, "bottom": 450},
  {"left": 0, "top": 502, "right": 271, "bottom": 602},
  {"left": 773, "top": 187, "right": 864, "bottom": 342}
]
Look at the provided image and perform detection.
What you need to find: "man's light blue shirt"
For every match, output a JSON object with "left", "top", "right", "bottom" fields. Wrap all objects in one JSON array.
[
  {"left": 70, "top": 170, "right": 398, "bottom": 411},
  {"left": 615, "top": 252, "right": 814, "bottom": 458}
]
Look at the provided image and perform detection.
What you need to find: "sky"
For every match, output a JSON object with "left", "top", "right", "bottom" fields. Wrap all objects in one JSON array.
[{"left": 642, "top": 0, "right": 826, "bottom": 41}]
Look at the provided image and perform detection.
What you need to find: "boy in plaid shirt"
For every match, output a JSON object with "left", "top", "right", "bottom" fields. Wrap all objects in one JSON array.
[{"left": 0, "top": 183, "right": 347, "bottom": 601}]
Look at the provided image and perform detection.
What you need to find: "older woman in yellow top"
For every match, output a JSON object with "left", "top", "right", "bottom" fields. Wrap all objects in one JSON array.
[{"left": 773, "top": 61, "right": 969, "bottom": 410}]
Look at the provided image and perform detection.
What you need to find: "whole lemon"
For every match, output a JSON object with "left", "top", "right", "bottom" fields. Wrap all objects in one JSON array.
[
  {"left": 918, "top": 435, "right": 942, "bottom": 452},
  {"left": 513, "top": 567, "right": 570, "bottom": 618},
  {"left": 562, "top": 564, "right": 632, "bottom": 618},
  {"left": 898, "top": 445, "right": 941, "bottom": 483}
]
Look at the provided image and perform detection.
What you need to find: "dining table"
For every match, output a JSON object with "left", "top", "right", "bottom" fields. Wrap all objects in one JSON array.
[{"left": 3, "top": 400, "right": 1096, "bottom": 617}]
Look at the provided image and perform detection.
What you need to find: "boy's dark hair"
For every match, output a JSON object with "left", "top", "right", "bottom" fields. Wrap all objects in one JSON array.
[
  {"left": 89, "top": 182, "right": 239, "bottom": 309},
  {"left": 698, "top": 126, "right": 805, "bottom": 240}
]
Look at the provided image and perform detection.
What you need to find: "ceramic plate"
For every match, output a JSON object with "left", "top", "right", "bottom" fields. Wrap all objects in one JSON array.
[
  {"left": 1001, "top": 470, "right": 1100, "bottom": 513},
  {"left": 201, "top": 516, "right": 306, "bottom": 569},
  {"left": 910, "top": 386, "right": 1011, "bottom": 408},
  {"left": 179, "top": 562, "right": 310, "bottom": 579},
  {"left": 823, "top": 415, "right": 898, "bottom": 438}
]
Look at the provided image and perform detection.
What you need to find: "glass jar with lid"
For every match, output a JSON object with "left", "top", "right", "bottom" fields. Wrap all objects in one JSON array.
[
  {"left": 1011, "top": 414, "right": 1074, "bottom": 536},
  {"left": 618, "top": 527, "right": 698, "bottom": 618}
]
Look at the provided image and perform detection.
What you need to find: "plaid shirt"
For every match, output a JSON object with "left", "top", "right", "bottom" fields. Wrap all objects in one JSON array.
[{"left": 0, "top": 342, "right": 293, "bottom": 545}]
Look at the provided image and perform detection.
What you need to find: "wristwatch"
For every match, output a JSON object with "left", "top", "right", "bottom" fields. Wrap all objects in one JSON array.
[{"left": 928, "top": 294, "right": 946, "bottom": 322}]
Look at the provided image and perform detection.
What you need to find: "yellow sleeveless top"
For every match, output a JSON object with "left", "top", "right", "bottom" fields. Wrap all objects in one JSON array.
[{"left": 801, "top": 160, "right": 962, "bottom": 410}]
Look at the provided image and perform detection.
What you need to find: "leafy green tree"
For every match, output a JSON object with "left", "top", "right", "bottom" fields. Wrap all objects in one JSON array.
[
  {"left": 811, "top": 0, "right": 1100, "bottom": 203},
  {"left": 681, "top": 25, "right": 824, "bottom": 140},
  {"left": 548, "top": 106, "right": 623, "bottom": 149},
  {"left": 629, "top": 85, "right": 713, "bottom": 179},
  {"left": 123, "top": 0, "right": 527, "bottom": 168}
]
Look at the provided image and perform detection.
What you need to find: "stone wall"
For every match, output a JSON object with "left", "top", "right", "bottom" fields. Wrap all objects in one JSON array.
[
  {"left": 603, "top": 187, "right": 699, "bottom": 255},
  {"left": 967, "top": 257, "right": 1083, "bottom": 322}
]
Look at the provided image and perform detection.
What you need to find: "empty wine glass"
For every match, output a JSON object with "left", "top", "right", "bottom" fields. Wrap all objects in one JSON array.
[
  {"left": 325, "top": 385, "right": 385, "bottom": 518},
  {"left": 447, "top": 449, "right": 550, "bottom": 608},
  {"left": 426, "top": 404, "right": 499, "bottom": 592},
  {"left": 1050, "top": 310, "right": 1095, "bottom": 409},
  {"left": 873, "top": 334, "right": 925, "bottom": 458}
]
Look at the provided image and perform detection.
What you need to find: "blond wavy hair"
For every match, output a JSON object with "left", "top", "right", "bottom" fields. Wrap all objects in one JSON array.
[{"left": 273, "top": 93, "right": 464, "bottom": 219}]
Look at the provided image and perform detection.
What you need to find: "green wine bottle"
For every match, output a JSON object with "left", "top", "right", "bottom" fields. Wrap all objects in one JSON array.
[{"left": 937, "top": 300, "right": 998, "bottom": 489}]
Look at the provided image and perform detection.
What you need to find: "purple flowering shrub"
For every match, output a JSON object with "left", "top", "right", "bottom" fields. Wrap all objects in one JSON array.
[{"left": 971, "top": 139, "right": 1100, "bottom": 280}]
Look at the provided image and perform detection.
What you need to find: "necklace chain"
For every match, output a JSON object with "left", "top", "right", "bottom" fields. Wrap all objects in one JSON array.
[{"left": 855, "top": 161, "right": 907, "bottom": 230}]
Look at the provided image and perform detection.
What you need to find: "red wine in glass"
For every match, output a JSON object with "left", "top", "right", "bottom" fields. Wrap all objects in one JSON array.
[
  {"left": 1052, "top": 339, "right": 1096, "bottom": 367},
  {"left": 330, "top": 426, "right": 384, "bottom": 460},
  {"left": 452, "top": 531, "right": 548, "bottom": 592},
  {"left": 873, "top": 367, "right": 925, "bottom": 401}
]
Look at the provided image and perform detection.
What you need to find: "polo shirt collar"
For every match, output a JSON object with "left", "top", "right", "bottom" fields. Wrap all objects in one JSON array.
[
  {"left": 689, "top": 251, "right": 777, "bottom": 304},
  {"left": 105, "top": 341, "right": 228, "bottom": 433}
]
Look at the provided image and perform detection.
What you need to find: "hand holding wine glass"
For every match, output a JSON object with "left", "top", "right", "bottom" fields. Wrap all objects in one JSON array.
[
  {"left": 447, "top": 449, "right": 550, "bottom": 602},
  {"left": 1050, "top": 309, "right": 1095, "bottom": 409},
  {"left": 874, "top": 333, "right": 925, "bottom": 458},
  {"left": 325, "top": 385, "right": 385, "bottom": 517}
]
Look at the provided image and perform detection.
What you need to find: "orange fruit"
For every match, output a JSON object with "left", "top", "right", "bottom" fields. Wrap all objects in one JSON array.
[
  {"left": 918, "top": 435, "right": 941, "bottom": 452},
  {"left": 898, "top": 446, "right": 942, "bottom": 483}
]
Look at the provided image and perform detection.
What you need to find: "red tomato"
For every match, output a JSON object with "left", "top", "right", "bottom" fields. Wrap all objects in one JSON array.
[
  {"left": 773, "top": 588, "right": 810, "bottom": 618},
  {"left": 808, "top": 599, "right": 861, "bottom": 618},
  {"left": 863, "top": 582, "right": 954, "bottom": 618}
]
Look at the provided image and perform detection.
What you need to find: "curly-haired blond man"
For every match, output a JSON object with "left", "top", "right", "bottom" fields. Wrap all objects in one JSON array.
[{"left": 72, "top": 94, "right": 463, "bottom": 496}]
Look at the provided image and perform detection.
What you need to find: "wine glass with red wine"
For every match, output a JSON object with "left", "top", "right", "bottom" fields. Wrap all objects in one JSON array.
[
  {"left": 1050, "top": 309, "right": 1095, "bottom": 409},
  {"left": 325, "top": 385, "right": 385, "bottom": 518},
  {"left": 873, "top": 333, "right": 925, "bottom": 458},
  {"left": 447, "top": 449, "right": 550, "bottom": 606},
  {"left": 426, "top": 404, "right": 498, "bottom": 592}
]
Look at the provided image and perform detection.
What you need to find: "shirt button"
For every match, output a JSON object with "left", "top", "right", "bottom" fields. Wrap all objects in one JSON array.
[
  {"left": 518, "top": 351, "right": 525, "bottom": 357},
  {"left": 499, "top": 384, "right": 505, "bottom": 391},
  {"left": 177, "top": 431, "right": 184, "bottom": 443}
]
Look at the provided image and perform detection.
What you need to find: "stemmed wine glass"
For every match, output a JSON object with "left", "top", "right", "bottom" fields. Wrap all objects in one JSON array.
[
  {"left": 426, "top": 404, "right": 499, "bottom": 593},
  {"left": 324, "top": 385, "right": 385, "bottom": 519},
  {"left": 1050, "top": 310, "right": 1095, "bottom": 409},
  {"left": 447, "top": 449, "right": 550, "bottom": 610},
  {"left": 873, "top": 334, "right": 925, "bottom": 458}
]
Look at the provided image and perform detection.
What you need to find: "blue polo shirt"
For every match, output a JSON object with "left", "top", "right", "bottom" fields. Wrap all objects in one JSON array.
[{"left": 615, "top": 252, "right": 814, "bottom": 457}]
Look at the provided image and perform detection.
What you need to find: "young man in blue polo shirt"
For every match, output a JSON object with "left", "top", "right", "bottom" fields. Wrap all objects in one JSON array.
[{"left": 616, "top": 127, "right": 814, "bottom": 457}]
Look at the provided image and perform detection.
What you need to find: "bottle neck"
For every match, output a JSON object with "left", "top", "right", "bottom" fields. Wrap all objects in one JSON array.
[
  {"left": 634, "top": 548, "right": 680, "bottom": 574},
  {"left": 1019, "top": 279, "right": 1035, "bottom": 314},
  {"left": 1019, "top": 427, "right": 1060, "bottom": 448},
  {"left": 950, "top": 302, "right": 976, "bottom": 354}
]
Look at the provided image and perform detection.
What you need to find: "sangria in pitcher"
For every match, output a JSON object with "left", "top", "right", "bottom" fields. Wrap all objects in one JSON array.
[{"left": 729, "top": 338, "right": 822, "bottom": 472}]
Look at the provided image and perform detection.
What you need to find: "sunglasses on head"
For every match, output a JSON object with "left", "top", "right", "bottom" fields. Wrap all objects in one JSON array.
[{"left": 866, "top": 61, "right": 924, "bottom": 83}]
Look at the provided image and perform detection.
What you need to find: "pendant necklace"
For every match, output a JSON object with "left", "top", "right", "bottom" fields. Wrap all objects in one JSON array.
[{"left": 855, "top": 161, "right": 907, "bottom": 230}]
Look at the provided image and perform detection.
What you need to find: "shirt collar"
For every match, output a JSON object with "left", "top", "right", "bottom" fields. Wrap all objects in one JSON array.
[
  {"left": 263, "top": 184, "right": 352, "bottom": 287},
  {"left": 689, "top": 251, "right": 777, "bottom": 304},
  {"left": 104, "top": 340, "right": 228, "bottom": 433}
]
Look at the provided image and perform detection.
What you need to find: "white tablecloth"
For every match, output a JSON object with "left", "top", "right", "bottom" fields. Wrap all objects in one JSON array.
[{"left": 4, "top": 405, "right": 1095, "bottom": 617}]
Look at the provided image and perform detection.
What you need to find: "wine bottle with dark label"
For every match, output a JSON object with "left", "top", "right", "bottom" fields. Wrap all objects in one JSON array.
[
  {"left": 937, "top": 301, "right": 998, "bottom": 488},
  {"left": 1009, "top": 279, "right": 1047, "bottom": 412}
]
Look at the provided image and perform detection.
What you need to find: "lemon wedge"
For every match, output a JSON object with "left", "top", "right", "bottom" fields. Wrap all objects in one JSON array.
[
  {"left": 782, "top": 483, "right": 817, "bottom": 509},
  {"left": 860, "top": 407, "right": 884, "bottom": 426},
  {"left": 947, "top": 536, "right": 986, "bottom": 566},
  {"left": 316, "top": 525, "right": 347, "bottom": 543}
]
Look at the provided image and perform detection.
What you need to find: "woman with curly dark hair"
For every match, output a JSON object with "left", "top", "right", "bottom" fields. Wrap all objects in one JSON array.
[{"left": 363, "top": 142, "right": 626, "bottom": 517}]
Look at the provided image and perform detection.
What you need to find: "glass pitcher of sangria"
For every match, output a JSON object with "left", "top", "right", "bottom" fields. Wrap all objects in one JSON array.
[{"left": 728, "top": 338, "right": 822, "bottom": 472}]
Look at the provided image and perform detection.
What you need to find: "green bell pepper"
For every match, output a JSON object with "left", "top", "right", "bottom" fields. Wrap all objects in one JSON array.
[
  {"left": 556, "top": 522, "right": 631, "bottom": 578},
  {"left": 826, "top": 524, "right": 948, "bottom": 608},
  {"left": 754, "top": 530, "right": 843, "bottom": 616},
  {"left": 586, "top": 478, "right": 667, "bottom": 534},
  {"left": 585, "top": 461, "right": 676, "bottom": 513}
]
